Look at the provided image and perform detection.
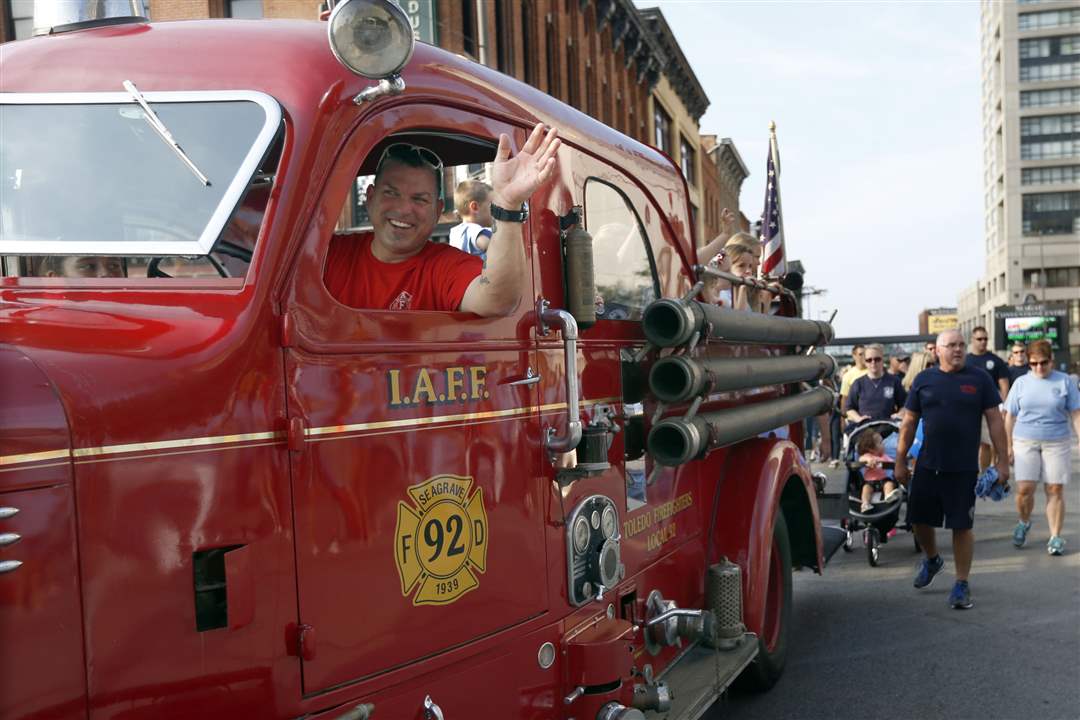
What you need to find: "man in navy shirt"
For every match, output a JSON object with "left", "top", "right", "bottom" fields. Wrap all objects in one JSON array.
[
  {"left": 896, "top": 329, "right": 1009, "bottom": 610},
  {"left": 965, "top": 326, "right": 1009, "bottom": 472},
  {"left": 845, "top": 344, "right": 907, "bottom": 430}
]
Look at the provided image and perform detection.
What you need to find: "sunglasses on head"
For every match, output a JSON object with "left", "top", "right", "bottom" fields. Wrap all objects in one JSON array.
[
  {"left": 376, "top": 143, "right": 444, "bottom": 193},
  {"left": 1029, "top": 359, "right": 1050, "bottom": 368}
]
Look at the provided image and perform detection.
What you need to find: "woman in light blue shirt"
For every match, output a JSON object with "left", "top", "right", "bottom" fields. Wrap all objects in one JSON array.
[{"left": 1004, "top": 339, "right": 1080, "bottom": 556}]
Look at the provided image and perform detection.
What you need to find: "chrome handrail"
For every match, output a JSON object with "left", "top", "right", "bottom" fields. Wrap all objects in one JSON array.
[{"left": 537, "top": 299, "right": 582, "bottom": 455}]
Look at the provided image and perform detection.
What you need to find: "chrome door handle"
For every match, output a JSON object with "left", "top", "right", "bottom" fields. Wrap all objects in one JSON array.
[{"left": 506, "top": 368, "right": 541, "bottom": 387}]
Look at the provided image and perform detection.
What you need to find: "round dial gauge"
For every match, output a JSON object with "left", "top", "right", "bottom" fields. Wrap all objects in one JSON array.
[
  {"left": 601, "top": 505, "right": 618, "bottom": 539},
  {"left": 590, "top": 510, "right": 601, "bottom": 530},
  {"left": 572, "top": 515, "right": 591, "bottom": 554}
]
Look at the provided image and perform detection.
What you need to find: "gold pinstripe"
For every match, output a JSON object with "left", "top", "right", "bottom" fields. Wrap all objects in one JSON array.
[{"left": 0, "top": 397, "right": 622, "bottom": 467}]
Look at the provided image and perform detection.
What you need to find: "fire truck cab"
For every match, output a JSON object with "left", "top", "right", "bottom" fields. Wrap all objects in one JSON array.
[{"left": 0, "top": 2, "right": 837, "bottom": 719}]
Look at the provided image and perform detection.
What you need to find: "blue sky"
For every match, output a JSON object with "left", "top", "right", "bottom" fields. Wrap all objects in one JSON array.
[{"left": 642, "top": 1, "right": 983, "bottom": 338}]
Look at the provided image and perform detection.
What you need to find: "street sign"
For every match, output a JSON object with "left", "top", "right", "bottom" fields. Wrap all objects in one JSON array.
[{"left": 401, "top": 0, "right": 437, "bottom": 44}]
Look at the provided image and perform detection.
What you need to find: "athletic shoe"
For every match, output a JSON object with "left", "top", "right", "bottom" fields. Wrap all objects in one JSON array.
[
  {"left": 1048, "top": 536, "right": 1067, "bottom": 556},
  {"left": 1012, "top": 521, "right": 1031, "bottom": 548},
  {"left": 948, "top": 580, "right": 973, "bottom": 609},
  {"left": 883, "top": 487, "right": 903, "bottom": 503},
  {"left": 913, "top": 554, "right": 944, "bottom": 589}
]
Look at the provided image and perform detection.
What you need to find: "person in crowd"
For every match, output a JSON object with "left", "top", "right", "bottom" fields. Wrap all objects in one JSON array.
[
  {"left": 839, "top": 344, "right": 868, "bottom": 415},
  {"left": 40, "top": 255, "right": 126, "bottom": 278},
  {"left": 965, "top": 326, "right": 1009, "bottom": 472},
  {"left": 857, "top": 430, "right": 902, "bottom": 512},
  {"left": 1004, "top": 339, "right": 1080, "bottom": 556},
  {"left": 1006, "top": 342, "right": 1029, "bottom": 385},
  {"left": 701, "top": 249, "right": 734, "bottom": 308},
  {"left": 903, "top": 350, "right": 936, "bottom": 393},
  {"left": 845, "top": 344, "right": 907, "bottom": 431},
  {"left": 324, "top": 123, "right": 559, "bottom": 314},
  {"left": 696, "top": 207, "right": 739, "bottom": 264},
  {"left": 895, "top": 329, "right": 1009, "bottom": 610},
  {"left": 448, "top": 179, "right": 494, "bottom": 263},
  {"left": 724, "top": 238, "right": 771, "bottom": 312},
  {"left": 888, "top": 354, "right": 910, "bottom": 383}
]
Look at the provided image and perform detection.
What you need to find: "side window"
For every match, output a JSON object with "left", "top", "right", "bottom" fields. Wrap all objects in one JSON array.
[
  {"left": 585, "top": 179, "right": 658, "bottom": 321},
  {"left": 323, "top": 133, "right": 498, "bottom": 312}
]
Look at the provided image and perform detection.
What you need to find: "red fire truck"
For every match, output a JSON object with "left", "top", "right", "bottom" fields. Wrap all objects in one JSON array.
[{"left": 0, "top": 2, "right": 841, "bottom": 718}]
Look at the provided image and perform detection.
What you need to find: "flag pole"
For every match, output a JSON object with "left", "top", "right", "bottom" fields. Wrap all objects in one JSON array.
[{"left": 760, "top": 121, "right": 786, "bottom": 280}]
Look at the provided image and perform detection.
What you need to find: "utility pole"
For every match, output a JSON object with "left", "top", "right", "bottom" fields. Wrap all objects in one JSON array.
[{"left": 802, "top": 286, "right": 827, "bottom": 320}]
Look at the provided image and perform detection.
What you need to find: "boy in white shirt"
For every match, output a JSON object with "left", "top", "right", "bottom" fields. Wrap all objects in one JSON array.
[{"left": 449, "top": 180, "right": 494, "bottom": 263}]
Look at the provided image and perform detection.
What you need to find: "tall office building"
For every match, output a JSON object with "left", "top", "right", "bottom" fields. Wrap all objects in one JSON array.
[{"left": 962, "top": 0, "right": 1080, "bottom": 369}]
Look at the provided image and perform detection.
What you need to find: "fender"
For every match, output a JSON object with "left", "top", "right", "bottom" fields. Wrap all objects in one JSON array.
[{"left": 706, "top": 437, "right": 824, "bottom": 636}]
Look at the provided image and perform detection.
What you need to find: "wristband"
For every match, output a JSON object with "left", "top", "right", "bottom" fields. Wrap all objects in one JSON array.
[{"left": 490, "top": 201, "right": 529, "bottom": 223}]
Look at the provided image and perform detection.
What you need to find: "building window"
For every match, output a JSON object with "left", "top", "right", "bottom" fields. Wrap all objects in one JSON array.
[
  {"left": 226, "top": 0, "right": 263, "bottom": 18},
  {"left": 1021, "top": 113, "right": 1080, "bottom": 136},
  {"left": 1022, "top": 191, "right": 1080, "bottom": 234},
  {"left": 521, "top": 1, "right": 536, "bottom": 86},
  {"left": 1020, "top": 140, "right": 1080, "bottom": 160},
  {"left": 654, "top": 104, "right": 672, "bottom": 155},
  {"left": 680, "top": 135, "right": 696, "bottom": 186},
  {"left": 6, "top": 0, "right": 33, "bottom": 39},
  {"left": 1018, "top": 9, "right": 1080, "bottom": 31},
  {"left": 1022, "top": 165, "right": 1080, "bottom": 185},
  {"left": 1020, "top": 87, "right": 1080, "bottom": 108},
  {"left": 1020, "top": 61, "right": 1080, "bottom": 82},
  {"left": 545, "top": 17, "right": 559, "bottom": 97},
  {"left": 566, "top": 38, "right": 579, "bottom": 109},
  {"left": 494, "top": 0, "right": 512, "bottom": 74},
  {"left": 461, "top": 1, "right": 477, "bottom": 56}
]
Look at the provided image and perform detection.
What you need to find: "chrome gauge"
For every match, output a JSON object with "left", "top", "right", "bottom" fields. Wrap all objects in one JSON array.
[
  {"left": 572, "top": 515, "right": 591, "bottom": 555},
  {"left": 601, "top": 505, "right": 617, "bottom": 539}
]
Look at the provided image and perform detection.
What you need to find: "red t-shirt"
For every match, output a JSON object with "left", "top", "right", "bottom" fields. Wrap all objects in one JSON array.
[{"left": 324, "top": 232, "right": 482, "bottom": 311}]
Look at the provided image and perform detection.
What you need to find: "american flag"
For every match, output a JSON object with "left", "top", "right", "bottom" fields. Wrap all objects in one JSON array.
[{"left": 759, "top": 123, "right": 786, "bottom": 278}]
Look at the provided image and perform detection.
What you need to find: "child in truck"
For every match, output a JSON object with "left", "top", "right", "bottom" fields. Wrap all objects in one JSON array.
[
  {"left": 448, "top": 179, "right": 494, "bottom": 264},
  {"left": 857, "top": 430, "right": 902, "bottom": 512}
]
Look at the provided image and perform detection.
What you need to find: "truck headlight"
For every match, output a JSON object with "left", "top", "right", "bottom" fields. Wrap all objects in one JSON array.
[{"left": 328, "top": 0, "right": 415, "bottom": 79}]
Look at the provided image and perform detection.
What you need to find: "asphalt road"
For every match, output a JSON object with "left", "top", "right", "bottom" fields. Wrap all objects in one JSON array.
[{"left": 706, "top": 457, "right": 1080, "bottom": 720}]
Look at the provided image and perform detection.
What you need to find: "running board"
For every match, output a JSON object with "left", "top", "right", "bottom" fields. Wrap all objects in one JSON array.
[
  {"left": 649, "top": 634, "right": 758, "bottom": 720},
  {"left": 821, "top": 524, "right": 849, "bottom": 566}
]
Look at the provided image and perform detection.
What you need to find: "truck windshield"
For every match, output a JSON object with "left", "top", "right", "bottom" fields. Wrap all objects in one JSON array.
[{"left": 0, "top": 91, "right": 281, "bottom": 268}]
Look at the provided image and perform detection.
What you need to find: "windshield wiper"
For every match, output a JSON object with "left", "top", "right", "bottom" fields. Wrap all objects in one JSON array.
[{"left": 122, "top": 80, "right": 211, "bottom": 186}]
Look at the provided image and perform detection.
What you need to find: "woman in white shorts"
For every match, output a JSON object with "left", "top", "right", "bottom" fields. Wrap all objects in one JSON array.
[{"left": 1004, "top": 339, "right": 1080, "bottom": 556}]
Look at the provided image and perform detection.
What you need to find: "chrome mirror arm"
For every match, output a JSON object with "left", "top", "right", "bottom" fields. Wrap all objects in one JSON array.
[{"left": 353, "top": 76, "right": 406, "bottom": 105}]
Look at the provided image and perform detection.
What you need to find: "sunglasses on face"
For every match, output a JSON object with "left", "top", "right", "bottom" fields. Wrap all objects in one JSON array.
[
  {"left": 376, "top": 143, "right": 445, "bottom": 193},
  {"left": 865, "top": 357, "right": 883, "bottom": 363},
  {"left": 1029, "top": 359, "right": 1050, "bottom": 368}
]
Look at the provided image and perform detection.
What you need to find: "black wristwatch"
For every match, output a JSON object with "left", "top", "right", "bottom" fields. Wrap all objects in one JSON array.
[{"left": 490, "top": 201, "right": 529, "bottom": 223}]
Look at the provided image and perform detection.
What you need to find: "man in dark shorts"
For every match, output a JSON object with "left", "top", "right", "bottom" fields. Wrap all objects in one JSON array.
[{"left": 895, "top": 329, "right": 1009, "bottom": 609}]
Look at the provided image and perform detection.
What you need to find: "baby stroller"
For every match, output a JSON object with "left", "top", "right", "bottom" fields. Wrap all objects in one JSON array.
[{"left": 839, "top": 419, "right": 916, "bottom": 566}]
